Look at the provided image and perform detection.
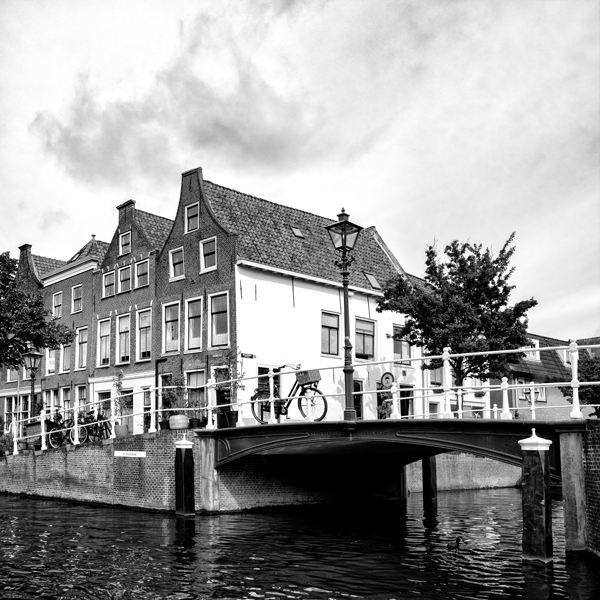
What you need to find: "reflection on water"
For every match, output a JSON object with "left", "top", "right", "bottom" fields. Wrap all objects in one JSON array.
[{"left": 1, "top": 488, "right": 599, "bottom": 599}]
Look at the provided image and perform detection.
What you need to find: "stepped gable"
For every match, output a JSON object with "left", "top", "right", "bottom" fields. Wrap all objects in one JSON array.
[
  {"left": 203, "top": 180, "right": 404, "bottom": 290},
  {"left": 32, "top": 255, "right": 66, "bottom": 278},
  {"left": 511, "top": 333, "right": 571, "bottom": 383},
  {"left": 136, "top": 209, "right": 174, "bottom": 251}
]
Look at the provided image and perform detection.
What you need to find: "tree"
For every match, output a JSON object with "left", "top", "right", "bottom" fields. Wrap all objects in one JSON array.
[
  {"left": 0, "top": 251, "right": 74, "bottom": 368},
  {"left": 559, "top": 351, "right": 600, "bottom": 418},
  {"left": 377, "top": 233, "right": 537, "bottom": 386}
]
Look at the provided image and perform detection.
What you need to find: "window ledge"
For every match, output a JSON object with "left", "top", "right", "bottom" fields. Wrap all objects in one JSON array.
[
  {"left": 115, "top": 362, "right": 130, "bottom": 366},
  {"left": 169, "top": 275, "right": 186, "bottom": 282},
  {"left": 134, "top": 283, "right": 149, "bottom": 290},
  {"left": 135, "top": 358, "right": 152, "bottom": 364},
  {"left": 117, "top": 289, "right": 131, "bottom": 295},
  {"left": 96, "top": 364, "right": 110, "bottom": 369},
  {"left": 71, "top": 310, "right": 82, "bottom": 315},
  {"left": 200, "top": 267, "right": 217, "bottom": 274},
  {"left": 184, "top": 349, "right": 202, "bottom": 354},
  {"left": 74, "top": 367, "right": 87, "bottom": 372},
  {"left": 102, "top": 294, "right": 115, "bottom": 300}
]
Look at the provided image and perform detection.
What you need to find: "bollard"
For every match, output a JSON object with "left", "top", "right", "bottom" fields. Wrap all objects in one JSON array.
[
  {"left": 422, "top": 455, "right": 438, "bottom": 518},
  {"left": 390, "top": 382, "right": 400, "bottom": 419},
  {"left": 268, "top": 369, "right": 277, "bottom": 424},
  {"left": 500, "top": 377, "right": 512, "bottom": 419},
  {"left": 518, "top": 428, "right": 553, "bottom": 562},
  {"left": 175, "top": 437, "right": 195, "bottom": 517}
]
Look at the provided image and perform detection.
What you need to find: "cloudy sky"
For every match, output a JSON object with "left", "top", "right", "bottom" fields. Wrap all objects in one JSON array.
[{"left": 0, "top": 0, "right": 598, "bottom": 340}]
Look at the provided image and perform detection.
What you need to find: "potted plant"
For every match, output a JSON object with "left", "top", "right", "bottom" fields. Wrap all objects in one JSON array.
[
  {"left": 162, "top": 375, "right": 189, "bottom": 430},
  {"left": 0, "top": 431, "right": 13, "bottom": 456},
  {"left": 112, "top": 371, "right": 131, "bottom": 438}
]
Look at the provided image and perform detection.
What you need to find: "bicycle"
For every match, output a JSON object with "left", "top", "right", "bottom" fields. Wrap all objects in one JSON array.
[
  {"left": 250, "top": 365, "right": 328, "bottom": 424},
  {"left": 47, "top": 410, "right": 88, "bottom": 448},
  {"left": 84, "top": 410, "right": 112, "bottom": 441}
]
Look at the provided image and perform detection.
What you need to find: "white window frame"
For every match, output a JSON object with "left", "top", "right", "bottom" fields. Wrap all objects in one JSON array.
[
  {"left": 53, "top": 291, "right": 63, "bottom": 317},
  {"left": 169, "top": 247, "right": 185, "bottom": 281},
  {"left": 185, "top": 202, "right": 199, "bottom": 233},
  {"left": 393, "top": 326, "right": 411, "bottom": 366},
  {"left": 59, "top": 344, "right": 71, "bottom": 373},
  {"left": 516, "top": 378, "right": 547, "bottom": 402},
  {"left": 119, "top": 231, "right": 131, "bottom": 256},
  {"left": 523, "top": 339, "right": 541, "bottom": 361},
  {"left": 321, "top": 311, "right": 340, "bottom": 356},
  {"left": 71, "top": 284, "right": 83, "bottom": 314},
  {"left": 135, "top": 260, "right": 149, "bottom": 288},
  {"left": 7, "top": 366, "right": 18, "bottom": 382},
  {"left": 75, "top": 327, "right": 88, "bottom": 370},
  {"left": 97, "top": 318, "right": 111, "bottom": 367},
  {"left": 136, "top": 308, "right": 152, "bottom": 362},
  {"left": 209, "top": 291, "right": 229, "bottom": 348},
  {"left": 185, "top": 296, "right": 203, "bottom": 352},
  {"left": 185, "top": 369, "right": 206, "bottom": 408},
  {"left": 355, "top": 318, "right": 376, "bottom": 361},
  {"left": 200, "top": 237, "right": 217, "bottom": 273},
  {"left": 103, "top": 271, "right": 115, "bottom": 297},
  {"left": 116, "top": 314, "right": 131, "bottom": 364},
  {"left": 118, "top": 265, "right": 132, "bottom": 293},
  {"left": 62, "top": 387, "right": 72, "bottom": 412},
  {"left": 162, "top": 302, "right": 180, "bottom": 354},
  {"left": 45, "top": 348, "right": 57, "bottom": 376}
]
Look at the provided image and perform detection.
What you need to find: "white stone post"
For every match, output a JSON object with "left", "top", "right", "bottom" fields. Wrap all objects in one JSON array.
[
  {"left": 457, "top": 389, "right": 463, "bottom": 419},
  {"left": 529, "top": 382, "right": 537, "bottom": 420},
  {"left": 206, "top": 378, "right": 216, "bottom": 430},
  {"left": 109, "top": 392, "right": 116, "bottom": 439},
  {"left": 492, "top": 404, "right": 498, "bottom": 419},
  {"left": 569, "top": 339, "right": 583, "bottom": 419},
  {"left": 268, "top": 369, "right": 277, "bottom": 424},
  {"left": 390, "top": 382, "right": 400, "bottom": 419},
  {"left": 442, "top": 347, "right": 453, "bottom": 418},
  {"left": 12, "top": 418, "right": 19, "bottom": 454},
  {"left": 500, "top": 377, "right": 512, "bottom": 419},
  {"left": 40, "top": 407, "right": 47, "bottom": 451},
  {"left": 149, "top": 387, "right": 157, "bottom": 433},
  {"left": 72, "top": 397, "right": 80, "bottom": 445}
]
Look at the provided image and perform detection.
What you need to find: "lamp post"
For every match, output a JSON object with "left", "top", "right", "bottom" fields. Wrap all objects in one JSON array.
[
  {"left": 22, "top": 349, "right": 43, "bottom": 417},
  {"left": 325, "top": 209, "right": 363, "bottom": 421}
]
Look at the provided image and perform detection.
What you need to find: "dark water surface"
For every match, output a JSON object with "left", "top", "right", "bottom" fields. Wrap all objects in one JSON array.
[{"left": 1, "top": 489, "right": 599, "bottom": 599}]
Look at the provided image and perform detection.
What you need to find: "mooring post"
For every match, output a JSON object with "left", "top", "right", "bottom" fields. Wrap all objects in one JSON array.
[
  {"left": 199, "top": 435, "right": 220, "bottom": 512},
  {"left": 422, "top": 455, "right": 438, "bottom": 516},
  {"left": 175, "top": 437, "right": 195, "bottom": 517},
  {"left": 558, "top": 429, "right": 587, "bottom": 551},
  {"left": 518, "top": 428, "right": 553, "bottom": 562}
]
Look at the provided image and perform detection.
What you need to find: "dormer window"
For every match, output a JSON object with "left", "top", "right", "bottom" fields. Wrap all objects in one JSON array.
[
  {"left": 119, "top": 231, "right": 131, "bottom": 255},
  {"left": 290, "top": 226, "right": 305, "bottom": 238},
  {"left": 364, "top": 272, "right": 381, "bottom": 290},
  {"left": 523, "top": 339, "right": 541, "bottom": 361},
  {"left": 186, "top": 203, "right": 199, "bottom": 233}
]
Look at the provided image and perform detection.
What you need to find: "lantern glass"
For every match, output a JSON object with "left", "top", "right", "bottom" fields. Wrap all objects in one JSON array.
[
  {"left": 325, "top": 211, "right": 363, "bottom": 252},
  {"left": 23, "top": 350, "right": 43, "bottom": 372}
]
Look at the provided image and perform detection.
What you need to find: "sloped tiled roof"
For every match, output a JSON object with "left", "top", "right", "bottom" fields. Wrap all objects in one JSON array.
[
  {"left": 509, "top": 333, "right": 571, "bottom": 383},
  {"left": 203, "top": 180, "right": 403, "bottom": 289},
  {"left": 32, "top": 255, "right": 66, "bottom": 278},
  {"left": 136, "top": 210, "right": 174, "bottom": 251},
  {"left": 66, "top": 236, "right": 110, "bottom": 264}
]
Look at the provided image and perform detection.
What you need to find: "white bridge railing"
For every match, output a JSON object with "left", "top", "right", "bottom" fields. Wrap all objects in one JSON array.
[{"left": 5, "top": 341, "right": 599, "bottom": 455}]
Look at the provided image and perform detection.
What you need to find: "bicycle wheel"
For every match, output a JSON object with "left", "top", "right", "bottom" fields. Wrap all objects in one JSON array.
[
  {"left": 47, "top": 427, "right": 63, "bottom": 449},
  {"left": 298, "top": 387, "right": 327, "bottom": 421},
  {"left": 69, "top": 424, "right": 88, "bottom": 444},
  {"left": 250, "top": 391, "right": 274, "bottom": 424}
]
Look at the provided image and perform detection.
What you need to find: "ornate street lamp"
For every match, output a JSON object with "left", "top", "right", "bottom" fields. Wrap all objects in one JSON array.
[
  {"left": 23, "top": 349, "right": 43, "bottom": 416},
  {"left": 325, "top": 209, "right": 363, "bottom": 421}
]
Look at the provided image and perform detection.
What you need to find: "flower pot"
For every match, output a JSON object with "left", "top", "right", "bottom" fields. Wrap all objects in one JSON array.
[
  {"left": 114, "top": 424, "right": 129, "bottom": 438},
  {"left": 169, "top": 414, "right": 189, "bottom": 430},
  {"left": 188, "top": 418, "right": 201, "bottom": 429},
  {"left": 159, "top": 420, "right": 170, "bottom": 430}
]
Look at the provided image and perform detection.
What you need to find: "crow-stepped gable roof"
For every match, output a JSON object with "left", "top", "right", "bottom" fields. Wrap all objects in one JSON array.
[{"left": 202, "top": 180, "right": 405, "bottom": 290}]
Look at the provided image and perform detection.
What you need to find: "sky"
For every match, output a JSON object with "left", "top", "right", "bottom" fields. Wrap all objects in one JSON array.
[{"left": 0, "top": 0, "right": 598, "bottom": 341}]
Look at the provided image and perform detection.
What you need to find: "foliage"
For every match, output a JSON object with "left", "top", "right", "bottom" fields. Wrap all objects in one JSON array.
[
  {"left": 559, "top": 351, "right": 600, "bottom": 418},
  {"left": 161, "top": 374, "right": 187, "bottom": 413},
  {"left": 0, "top": 431, "right": 14, "bottom": 454},
  {"left": 377, "top": 233, "right": 537, "bottom": 385},
  {"left": 112, "top": 370, "right": 132, "bottom": 424},
  {"left": 0, "top": 252, "right": 75, "bottom": 368}
]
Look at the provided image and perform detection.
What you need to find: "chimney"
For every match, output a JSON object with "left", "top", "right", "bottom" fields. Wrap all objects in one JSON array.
[{"left": 116, "top": 199, "right": 136, "bottom": 227}]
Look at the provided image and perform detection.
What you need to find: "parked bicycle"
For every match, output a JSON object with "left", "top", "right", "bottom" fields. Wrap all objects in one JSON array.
[
  {"left": 47, "top": 410, "right": 88, "bottom": 448},
  {"left": 84, "top": 410, "right": 112, "bottom": 441},
  {"left": 250, "top": 365, "right": 328, "bottom": 424}
]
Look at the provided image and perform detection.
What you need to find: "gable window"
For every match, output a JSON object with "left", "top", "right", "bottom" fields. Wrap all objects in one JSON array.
[
  {"left": 169, "top": 248, "right": 185, "bottom": 279},
  {"left": 60, "top": 344, "right": 71, "bottom": 372},
  {"left": 72, "top": 285, "right": 82, "bottom": 313},
  {"left": 186, "top": 203, "right": 199, "bottom": 233},
  {"left": 137, "top": 309, "right": 152, "bottom": 360},
  {"left": 53, "top": 292, "right": 63, "bottom": 317},
  {"left": 103, "top": 272, "right": 115, "bottom": 297},
  {"left": 393, "top": 326, "right": 411, "bottom": 365},
  {"left": 46, "top": 348, "right": 57, "bottom": 375},
  {"left": 200, "top": 238, "right": 217, "bottom": 273},
  {"left": 135, "top": 260, "right": 149, "bottom": 288},
  {"left": 163, "top": 303, "right": 180, "bottom": 353},
  {"left": 76, "top": 327, "right": 88, "bottom": 369},
  {"left": 186, "top": 298, "right": 202, "bottom": 351},
  {"left": 118, "top": 266, "right": 131, "bottom": 293},
  {"left": 210, "top": 293, "right": 229, "bottom": 347},
  {"left": 321, "top": 312, "right": 339, "bottom": 355},
  {"left": 98, "top": 319, "right": 111, "bottom": 366},
  {"left": 119, "top": 231, "right": 131, "bottom": 255},
  {"left": 355, "top": 319, "right": 375, "bottom": 360},
  {"left": 117, "top": 314, "right": 130, "bottom": 363}
]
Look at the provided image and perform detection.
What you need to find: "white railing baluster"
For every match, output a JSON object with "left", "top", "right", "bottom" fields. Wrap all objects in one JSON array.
[
  {"left": 500, "top": 377, "right": 512, "bottom": 419},
  {"left": 40, "top": 407, "right": 47, "bottom": 451},
  {"left": 73, "top": 399, "right": 80, "bottom": 445},
  {"left": 442, "top": 347, "right": 453, "bottom": 418},
  {"left": 569, "top": 339, "right": 583, "bottom": 419},
  {"left": 12, "top": 418, "right": 18, "bottom": 454},
  {"left": 390, "top": 382, "right": 400, "bottom": 419},
  {"left": 206, "top": 379, "right": 216, "bottom": 430},
  {"left": 457, "top": 389, "right": 463, "bottom": 419},
  {"left": 492, "top": 404, "right": 498, "bottom": 419},
  {"left": 268, "top": 369, "right": 277, "bottom": 424},
  {"left": 529, "top": 382, "right": 537, "bottom": 420}
]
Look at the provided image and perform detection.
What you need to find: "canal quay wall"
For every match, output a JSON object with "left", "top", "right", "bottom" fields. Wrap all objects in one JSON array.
[{"left": 584, "top": 420, "right": 600, "bottom": 557}]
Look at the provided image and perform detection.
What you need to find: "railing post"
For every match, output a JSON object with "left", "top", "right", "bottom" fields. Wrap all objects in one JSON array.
[
  {"left": 569, "top": 339, "right": 583, "bottom": 419},
  {"left": 442, "top": 347, "right": 453, "bottom": 418},
  {"left": 12, "top": 418, "right": 19, "bottom": 454},
  {"left": 40, "top": 407, "right": 47, "bottom": 451},
  {"left": 72, "top": 398, "right": 80, "bottom": 445},
  {"left": 390, "top": 382, "right": 400, "bottom": 419},
  {"left": 529, "top": 382, "right": 537, "bottom": 420},
  {"left": 492, "top": 404, "right": 498, "bottom": 419},
  {"left": 456, "top": 389, "right": 463, "bottom": 419},
  {"left": 109, "top": 392, "right": 116, "bottom": 439},
  {"left": 500, "top": 377, "right": 512, "bottom": 419},
  {"left": 236, "top": 395, "right": 244, "bottom": 427},
  {"left": 268, "top": 369, "right": 277, "bottom": 424},
  {"left": 206, "top": 379, "right": 216, "bottom": 430}
]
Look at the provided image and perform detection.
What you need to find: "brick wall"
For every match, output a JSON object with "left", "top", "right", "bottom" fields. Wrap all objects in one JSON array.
[{"left": 584, "top": 420, "right": 600, "bottom": 557}]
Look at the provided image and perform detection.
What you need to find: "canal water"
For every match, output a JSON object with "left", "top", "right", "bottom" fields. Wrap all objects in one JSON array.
[{"left": 1, "top": 489, "right": 599, "bottom": 600}]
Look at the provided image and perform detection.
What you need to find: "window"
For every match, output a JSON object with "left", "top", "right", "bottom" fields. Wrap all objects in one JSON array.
[
  {"left": 355, "top": 319, "right": 375, "bottom": 360},
  {"left": 137, "top": 309, "right": 152, "bottom": 360},
  {"left": 135, "top": 261, "right": 149, "bottom": 288},
  {"left": 560, "top": 348, "right": 571, "bottom": 365},
  {"left": 169, "top": 248, "right": 185, "bottom": 279},
  {"left": 163, "top": 303, "right": 180, "bottom": 353},
  {"left": 393, "top": 326, "right": 411, "bottom": 365},
  {"left": 72, "top": 285, "right": 82, "bottom": 313},
  {"left": 98, "top": 319, "right": 111, "bottom": 366},
  {"left": 200, "top": 238, "right": 217, "bottom": 272},
  {"left": 186, "top": 203, "right": 199, "bottom": 233},
  {"left": 186, "top": 371, "right": 206, "bottom": 408},
  {"left": 62, "top": 388, "right": 71, "bottom": 412},
  {"left": 117, "top": 315, "right": 130, "bottom": 363},
  {"left": 118, "top": 266, "right": 131, "bottom": 293},
  {"left": 210, "top": 293, "right": 229, "bottom": 347},
  {"left": 78, "top": 386, "right": 87, "bottom": 411},
  {"left": 76, "top": 327, "right": 88, "bottom": 369},
  {"left": 103, "top": 272, "right": 115, "bottom": 297},
  {"left": 60, "top": 344, "right": 71, "bottom": 372},
  {"left": 290, "top": 226, "right": 305, "bottom": 238},
  {"left": 353, "top": 379, "right": 363, "bottom": 420},
  {"left": 7, "top": 366, "right": 18, "bottom": 382},
  {"left": 119, "top": 231, "right": 131, "bottom": 255},
  {"left": 364, "top": 272, "right": 381, "bottom": 290},
  {"left": 186, "top": 298, "right": 202, "bottom": 351},
  {"left": 46, "top": 348, "right": 57, "bottom": 375},
  {"left": 430, "top": 367, "right": 443, "bottom": 388},
  {"left": 53, "top": 292, "right": 63, "bottom": 317},
  {"left": 321, "top": 312, "right": 339, "bottom": 355},
  {"left": 523, "top": 339, "right": 540, "bottom": 361},
  {"left": 516, "top": 378, "right": 546, "bottom": 402}
]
